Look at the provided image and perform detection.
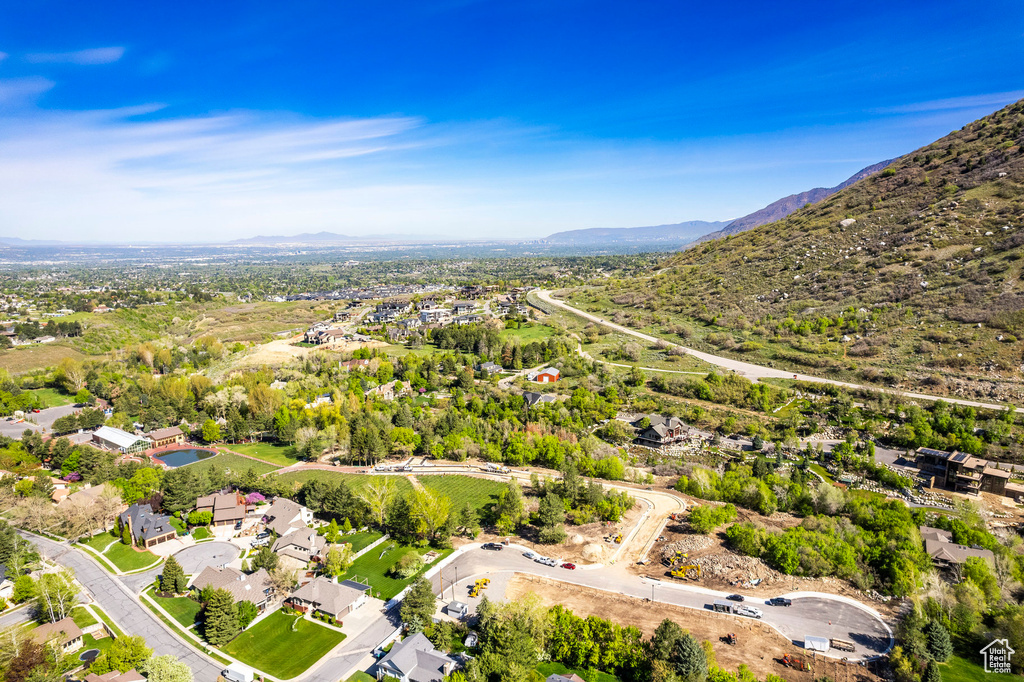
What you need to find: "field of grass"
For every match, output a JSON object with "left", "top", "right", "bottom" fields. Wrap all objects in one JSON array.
[
  {"left": 274, "top": 470, "right": 414, "bottom": 496},
  {"left": 942, "top": 655, "right": 1019, "bottom": 681},
  {"left": 148, "top": 589, "right": 202, "bottom": 628},
  {"left": 0, "top": 344, "right": 86, "bottom": 375},
  {"left": 537, "top": 662, "right": 620, "bottom": 682},
  {"left": 207, "top": 451, "right": 282, "bottom": 475},
  {"left": 418, "top": 475, "right": 503, "bottom": 522},
  {"left": 70, "top": 606, "right": 98, "bottom": 629},
  {"left": 500, "top": 324, "right": 554, "bottom": 343},
  {"left": 192, "top": 526, "right": 212, "bottom": 540},
  {"left": 340, "top": 530, "right": 383, "bottom": 553},
  {"left": 340, "top": 543, "right": 452, "bottom": 601},
  {"left": 28, "top": 387, "right": 76, "bottom": 407},
  {"left": 79, "top": 531, "right": 162, "bottom": 572},
  {"left": 222, "top": 442, "right": 301, "bottom": 467},
  {"left": 345, "top": 673, "right": 376, "bottom": 682},
  {"left": 222, "top": 610, "right": 345, "bottom": 679}
]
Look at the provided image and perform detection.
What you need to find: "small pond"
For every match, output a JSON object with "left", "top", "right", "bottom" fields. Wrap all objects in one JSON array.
[{"left": 153, "top": 448, "right": 217, "bottom": 468}]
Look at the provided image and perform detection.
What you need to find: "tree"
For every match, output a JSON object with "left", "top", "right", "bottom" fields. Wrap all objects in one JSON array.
[
  {"left": 323, "top": 544, "right": 355, "bottom": 576},
  {"left": 75, "top": 388, "right": 92, "bottom": 405},
  {"left": 11, "top": 575, "right": 36, "bottom": 603},
  {"left": 141, "top": 655, "right": 194, "bottom": 682},
  {"left": 250, "top": 545, "right": 279, "bottom": 572},
  {"left": 400, "top": 577, "right": 436, "bottom": 632},
  {"left": 202, "top": 588, "right": 239, "bottom": 645},
  {"left": 670, "top": 633, "right": 707, "bottom": 682},
  {"left": 358, "top": 476, "right": 397, "bottom": 528},
  {"left": 324, "top": 519, "right": 341, "bottom": 543},
  {"left": 493, "top": 481, "right": 525, "bottom": 535},
  {"left": 268, "top": 568, "right": 299, "bottom": 594},
  {"left": 650, "top": 619, "right": 686, "bottom": 661},
  {"left": 411, "top": 488, "right": 453, "bottom": 544},
  {"left": 161, "top": 556, "right": 187, "bottom": 594},
  {"left": 121, "top": 524, "right": 132, "bottom": 546},
  {"left": 89, "top": 635, "right": 153, "bottom": 675},
  {"left": 925, "top": 619, "right": 952, "bottom": 662},
  {"left": 201, "top": 419, "right": 221, "bottom": 443},
  {"left": 35, "top": 569, "right": 79, "bottom": 623},
  {"left": 237, "top": 601, "right": 259, "bottom": 629},
  {"left": 923, "top": 660, "right": 941, "bottom": 682}
]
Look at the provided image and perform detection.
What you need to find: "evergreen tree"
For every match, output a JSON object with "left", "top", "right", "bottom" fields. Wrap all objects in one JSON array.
[
  {"left": 924, "top": 659, "right": 942, "bottom": 682},
  {"left": 671, "top": 633, "right": 707, "bottom": 682},
  {"left": 203, "top": 588, "right": 239, "bottom": 645},
  {"left": 121, "top": 524, "right": 132, "bottom": 546},
  {"left": 925, "top": 620, "right": 952, "bottom": 662},
  {"left": 650, "top": 619, "right": 685, "bottom": 661},
  {"left": 251, "top": 545, "right": 279, "bottom": 572},
  {"left": 161, "top": 556, "right": 187, "bottom": 594},
  {"left": 237, "top": 601, "right": 259, "bottom": 629},
  {"left": 400, "top": 577, "right": 436, "bottom": 632}
]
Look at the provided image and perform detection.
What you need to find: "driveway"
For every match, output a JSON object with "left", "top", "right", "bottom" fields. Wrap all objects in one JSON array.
[{"left": 121, "top": 541, "right": 241, "bottom": 593}]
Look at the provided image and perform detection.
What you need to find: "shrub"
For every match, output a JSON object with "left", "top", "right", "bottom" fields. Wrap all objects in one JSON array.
[{"left": 389, "top": 552, "right": 424, "bottom": 579}]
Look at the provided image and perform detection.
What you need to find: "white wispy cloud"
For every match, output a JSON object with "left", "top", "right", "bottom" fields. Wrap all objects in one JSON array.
[
  {"left": 0, "top": 77, "right": 54, "bottom": 104},
  {"left": 25, "top": 47, "right": 125, "bottom": 65},
  {"left": 0, "top": 52, "right": 8, "bottom": 62},
  {"left": 872, "top": 90, "right": 1024, "bottom": 114}
]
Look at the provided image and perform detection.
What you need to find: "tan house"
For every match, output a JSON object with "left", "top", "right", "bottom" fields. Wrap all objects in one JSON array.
[
  {"left": 190, "top": 566, "right": 275, "bottom": 610},
  {"left": 287, "top": 577, "right": 368, "bottom": 620},
  {"left": 32, "top": 617, "right": 83, "bottom": 653},
  {"left": 195, "top": 492, "right": 247, "bottom": 528},
  {"left": 148, "top": 426, "right": 185, "bottom": 448}
]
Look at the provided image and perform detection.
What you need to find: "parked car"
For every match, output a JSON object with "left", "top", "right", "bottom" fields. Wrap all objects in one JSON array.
[
  {"left": 726, "top": 594, "right": 744, "bottom": 602},
  {"left": 545, "top": 558, "right": 559, "bottom": 567},
  {"left": 534, "top": 556, "right": 549, "bottom": 564},
  {"left": 482, "top": 542, "right": 503, "bottom": 551},
  {"left": 768, "top": 597, "right": 792, "bottom": 607},
  {"left": 250, "top": 538, "right": 269, "bottom": 548},
  {"left": 256, "top": 531, "right": 270, "bottom": 539},
  {"left": 522, "top": 551, "right": 536, "bottom": 560},
  {"left": 561, "top": 563, "right": 576, "bottom": 570},
  {"left": 735, "top": 606, "right": 763, "bottom": 619}
]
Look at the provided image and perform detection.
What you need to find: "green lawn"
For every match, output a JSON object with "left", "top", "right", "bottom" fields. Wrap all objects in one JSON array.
[
  {"left": 500, "top": 324, "right": 554, "bottom": 343},
  {"left": 221, "top": 442, "right": 301, "bottom": 467},
  {"left": 79, "top": 532, "right": 162, "bottom": 572},
  {"left": 942, "top": 655, "right": 1020, "bottom": 682},
  {"left": 419, "top": 475, "right": 504, "bottom": 522},
  {"left": 89, "top": 605, "right": 124, "bottom": 638},
  {"left": 205, "top": 452, "right": 281, "bottom": 475},
  {"left": 275, "top": 470, "right": 413, "bottom": 495},
  {"left": 192, "top": 526, "right": 212, "bottom": 540},
  {"left": 70, "top": 606, "right": 99, "bottom": 629},
  {"left": 81, "top": 631, "right": 115, "bottom": 655},
  {"left": 339, "top": 531, "right": 383, "bottom": 553},
  {"left": 345, "top": 672, "right": 376, "bottom": 682},
  {"left": 537, "top": 662, "right": 620, "bottom": 682},
  {"left": 340, "top": 543, "right": 452, "bottom": 601},
  {"left": 148, "top": 589, "right": 202, "bottom": 628},
  {"left": 29, "top": 387, "right": 76, "bottom": 407},
  {"left": 222, "top": 610, "right": 345, "bottom": 679}
]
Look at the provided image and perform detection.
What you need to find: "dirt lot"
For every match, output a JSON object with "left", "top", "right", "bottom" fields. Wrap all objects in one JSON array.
[{"left": 506, "top": 574, "right": 882, "bottom": 682}]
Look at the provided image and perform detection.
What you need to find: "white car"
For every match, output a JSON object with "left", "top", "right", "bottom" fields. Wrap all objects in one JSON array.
[
  {"left": 522, "top": 551, "right": 536, "bottom": 560},
  {"left": 736, "top": 606, "right": 763, "bottom": 619}
]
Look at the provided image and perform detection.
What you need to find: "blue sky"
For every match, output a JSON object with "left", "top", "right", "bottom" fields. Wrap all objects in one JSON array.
[{"left": 0, "top": 1, "right": 1022, "bottom": 242}]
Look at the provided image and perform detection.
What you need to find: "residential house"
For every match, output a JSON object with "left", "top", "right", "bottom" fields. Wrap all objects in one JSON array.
[
  {"left": 453, "top": 314, "right": 483, "bottom": 326},
  {"left": 92, "top": 305, "right": 111, "bottom": 313},
  {"left": 119, "top": 503, "right": 176, "bottom": 548},
  {"left": 190, "top": 566, "right": 275, "bottom": 610},
  {"left": 272, "top": 528, "right": 326, "bottom": 564},
  {"left": 419, "top": 309, "right": 452, "bottom": 324},
  {"left": 417, "top": 299, "right": 440, "bottom": 311},
  {"left": 195, "top": 492, "right": 247, "bottom": 528},
  {"left": 915, "top": 447, "right": 1010, "bottom": 496},
  {"left": 148, "top": 426, "right": 185, "bottom": 448},
  {"left": 920, "top": 526, "right": 996, "bottom": 567},
  {"left": 334, "top": 311, "right": 351, "bottom": 322},
  {"left": 92, "top": 426, "right": 151, "bottom": 454},
  {"left": 85, "top": 670, "right": 146, "bottom": 682},
  {"left": 366, "top": 380, "right": 404, "bottom": 402},
  {"left": 397, "top": 318, "right": 422, "bottom": 330},
  {"left": 31, "top": 617, "right": 83, "bottom": 653},
  {"left": 452, "top": 301, "right": 475, "bottom": 315},
  {"left": 58, "top": 482, "right": 118, "bottom": 510},
  {"left": 528, "top": 367, "right": 560, "bottom": 383},
  {"left": 287, "top": 577, "right": 369, "bottom": 620},
  {"left": 633, "top": 415, "right": 688, "bottom": 448},
  {"left": 263, "top": 498, "right": 314, "bottom": 536},
  {"left": 306, "top": 329, "right": 349, "bottom": 345},
  {"left": 0, "top": 565, "right": 13, "bottom": 599},
  {"left": 377, "top": 300, "right": 413, "bottom": 315},
  {"left": 376, "top": 632, "right": 458, "bottom": 682},
  {"left": 523, "top": 391, "right": 557, "bottom": 408},
  {"left": 477, "top": 361, "right": 502, "bottom": 375},
  {"left": 305, "top": 393, "right": 333, "bottom": 410},
  {"left": 340, "top": 358, "right": 372, "bottom": 371}
]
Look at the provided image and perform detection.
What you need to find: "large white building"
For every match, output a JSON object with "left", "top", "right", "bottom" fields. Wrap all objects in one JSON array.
[{"left": 92, "top": 426, "right": 151, "bottom": 454}]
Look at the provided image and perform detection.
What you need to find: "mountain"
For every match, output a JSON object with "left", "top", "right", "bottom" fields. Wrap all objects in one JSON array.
[
  {"left": 568, "top": 99, "right": 1024, "bottom": 399},
  {"left": 543, "top": 220, "right": 731, "bottom": 246},
  {"left": 695, "top": 160, "right": 894, "bottom": 243},
  {"left": 229, "top": 231, "right": 355, "bottom": 244},
  {"left": 0, "top": 236, "right": 74, "bottom": 246}
]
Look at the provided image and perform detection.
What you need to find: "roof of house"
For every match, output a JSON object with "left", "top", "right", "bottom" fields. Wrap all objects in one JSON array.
[
  {"left": 148, "top": 426, "right": 183, "bottom": 441},
  {"left": 377, "top": 632, "right": 455, "bottom": 682},
  {"left": 919, "top": 526, "right": 953, "bottom": 544},
  {"left": 94, "top": 426, "right": 149, "bottom": 450},
  {"left": 59, "top": 482, "right": 114, "bottom": 507},
  {"left": 85, "top": 669, "right": 146, "bottom": 682},
  {"left": 523, "top": 391, "right": 557, "bottom": 408},
  {"left": 289, "top": 577, "right": 366, "bottom": 616},
  {"left": 265, "top": 498, "right": 310, "bottom": 536},
  {"left": 31, "top": 617, "right": 83, "bottom": 646},
  {"left": 196, "top": 492, "right": 246, "bottom": 522},
  {"left": 119, "top": 503, "right": 175, "bottom": 542},
  {"left": 190, "top": 566, "right": 273, "bottom": 603},
  {"left": 272, "top": 529, "right": 326, "bottom": 561},
  {"left": 924, "top": 537, "right": 995, "bottom": 565}
]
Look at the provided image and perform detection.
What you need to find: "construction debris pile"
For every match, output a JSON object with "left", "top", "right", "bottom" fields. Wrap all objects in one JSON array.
[
  {"left": 660, "top": 535, "right": 714, "bottom": 559},
  {"left": 691, "top": 554, "right": 782, "bottom": 585}
]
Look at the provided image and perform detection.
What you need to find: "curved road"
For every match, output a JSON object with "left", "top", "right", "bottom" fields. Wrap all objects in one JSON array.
[{"left": 534, "top": 289, "right": 1012, "bottom": 412}]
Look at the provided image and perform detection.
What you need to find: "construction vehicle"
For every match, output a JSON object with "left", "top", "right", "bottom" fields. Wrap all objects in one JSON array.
[
  {"left": 614, "top": 533, "right": 622, "bottom": 544},
  {"left": 829, "top": 638, "right": 855, "bottom": 652},
  {"left": 780, "top": 655, "right": 811, "bottom": 672},
  {"left": 669, "top": 564, "right": 701, "bottom": 580},
  {"left": 722, "top": 633, "right": 737, "bottom": 646}
]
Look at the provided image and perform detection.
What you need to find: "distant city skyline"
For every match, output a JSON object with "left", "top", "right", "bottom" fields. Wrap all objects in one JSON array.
[{"left": 0, "top": 1, "right": 1022, "bottom": 243}]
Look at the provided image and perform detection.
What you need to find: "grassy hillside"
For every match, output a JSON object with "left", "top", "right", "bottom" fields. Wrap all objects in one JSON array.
[{"left": 566, "top": 99, "right": 1024, "bottom": 401}]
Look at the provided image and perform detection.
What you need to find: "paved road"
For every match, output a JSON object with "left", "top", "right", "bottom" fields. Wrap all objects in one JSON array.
[
  {"left": 430, "top": 547, "right": 891, "bottom": 660},
  {"left": 0, "top": 404, "right": 83, "bottom": 439},
  {"left": 0, "top": 605, "right": 33, "bottom": 629},
  {"left": 18, "top": 532, "right": 224, "bottom": 682},
  {"left": 534, "top": 290, "right": 1012, "bottom": 412}
]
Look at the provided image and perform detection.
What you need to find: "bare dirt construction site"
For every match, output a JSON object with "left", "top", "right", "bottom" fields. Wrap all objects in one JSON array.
[{"left": 506, "top": 574, "right": 882, "bottom": 682}]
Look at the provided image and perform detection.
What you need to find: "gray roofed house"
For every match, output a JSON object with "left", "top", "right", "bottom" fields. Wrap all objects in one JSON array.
[
  {"left": 272, "top": 528, "right": 327, "bottom": 563},
  {"left": 189, "top": 565, "right": 275, "bottom": 609},
  {"left": 376, "top": 632, "right": 457, "bottom": 682},
  {"left": 287, "top": 576, "right": 369, "bottom": 620},
  {"left": 119, "top": 503, "right": 176, "bottom": 548},
  {"left": 523, "top": 391, "right": 556, "bottom": 408},
  {"left": 263, "top": 497, "right": 314, "bottom": 537},
  {"left": 477, "top": 361, "right": 502, "bottom": 374},
  {"left": 920, "top": 525, "right": 995, "bottom": 567},
  {"left": 633, "top": 414, "right": 687, "bottom": 448}
]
